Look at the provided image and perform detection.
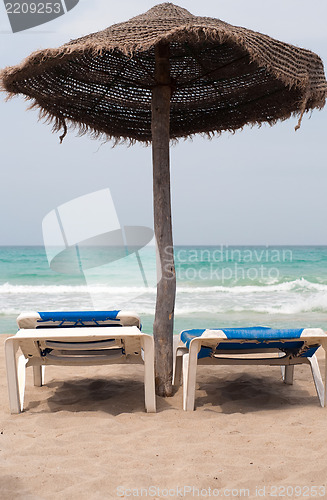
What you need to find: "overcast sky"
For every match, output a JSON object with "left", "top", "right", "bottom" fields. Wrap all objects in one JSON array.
[{"left": 0, "top": 0, "right": 326, "bottom": 246}]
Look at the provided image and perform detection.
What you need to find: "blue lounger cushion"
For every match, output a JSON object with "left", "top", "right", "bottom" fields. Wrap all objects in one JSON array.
[
  {"left": 16, "top": 310, "right": 141, "bottom": 329},
  {"left": 37, "top": 310, "right": 120, "bottom": 327},
  {"left": 180, "top": 327, "right": 319, "bottom": 359}
]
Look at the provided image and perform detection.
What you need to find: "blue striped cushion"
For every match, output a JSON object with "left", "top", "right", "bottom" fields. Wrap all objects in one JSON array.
[
  {"left": 180, "top": 327, "right": 318, "bottom": 359},
  {"left": 37, "top": 310, "right": 120, "bottom": 327}
]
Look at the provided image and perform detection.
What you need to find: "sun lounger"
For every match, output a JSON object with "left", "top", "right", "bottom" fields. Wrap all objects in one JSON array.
[
  {"left": 173, "top": 327, "right": 327, "bottom": 411},
  {"left": 5, "top": 310, "right": 156, "bottom": 413}
]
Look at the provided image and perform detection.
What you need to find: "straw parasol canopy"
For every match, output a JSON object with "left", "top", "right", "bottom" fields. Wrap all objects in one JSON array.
[
  {"left": 2, "top": 3, "right": 327, "bottom": 141},
  {"left": 1, "top": 3, "right": 326, "bottom": 396}
]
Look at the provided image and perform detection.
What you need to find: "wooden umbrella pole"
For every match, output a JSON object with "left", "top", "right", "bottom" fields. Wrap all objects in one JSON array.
[{"left": 151, "top": 42, "right": 176, "bottom": 397}]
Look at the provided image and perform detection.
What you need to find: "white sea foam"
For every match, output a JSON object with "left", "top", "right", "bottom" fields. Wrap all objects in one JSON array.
[
  {"left": 1, "top": 278, "right": 327, "bottom": 295},
  {"left": 2, "top": 279, "right": 327, "bottom": 315},
  {"left": 0, "top": 308, "right": 20, "bottom": 316},
  {"left": 178, "top": 278, "right": 327, "bottom": 294},
  {"left": 173, "top": 296, "right": 327, "bottom": 315}
]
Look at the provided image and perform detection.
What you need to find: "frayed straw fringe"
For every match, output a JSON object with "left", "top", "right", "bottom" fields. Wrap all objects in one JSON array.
[{"left": 19, "top": 92, "right": 317, "bottom": 147}]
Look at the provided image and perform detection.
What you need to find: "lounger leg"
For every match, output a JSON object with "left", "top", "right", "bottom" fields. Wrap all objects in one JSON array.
[
  {"left": 308, "top": 354, "right": 325, "bottom": 407},
  {"left": 33, "top": 366, "right": 44, "bottom": 387},
  {"left": 182, "top": 353, "right": 190, "bottom": 411},
  {"left": 18, "top": 355, "right": 28, "bottom": 411},
  {"left": 283, "top": 365, "right": 294, "bottom": 385},
  {"left": 184, "top": 341, "right": 200, "bottom": 411},
  {"left": 141, "top": 336, "right": 156, "bottom": 413},
  {"left": 173, "top": 348, "right": 183, "bottom": 387},
  {"left": 5, "top": 338, "right": 23, "bottom": 414},
  {"left": 279, "top": 353, "right": 294, "bottom": 384},
  {"left": 321, "top": 342, "right": 327, "bottom": 407}
]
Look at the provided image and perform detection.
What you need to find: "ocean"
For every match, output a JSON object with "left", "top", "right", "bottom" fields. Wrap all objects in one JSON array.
[{"left": 1, "top": 245, "right": 327, "bottom": 335}]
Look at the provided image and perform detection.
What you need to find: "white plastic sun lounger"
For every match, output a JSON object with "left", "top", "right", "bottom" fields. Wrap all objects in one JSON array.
[
  {"left": 173, "top": 327, "right": 327, "bottom": 411},
  {"left": 5, "top": 310, "right": 156, "bottom": 413}
]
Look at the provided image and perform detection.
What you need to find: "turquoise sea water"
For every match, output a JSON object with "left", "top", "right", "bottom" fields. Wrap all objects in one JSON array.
[{"left": 1, "top": 245, "right": 327, "bottom": 334}]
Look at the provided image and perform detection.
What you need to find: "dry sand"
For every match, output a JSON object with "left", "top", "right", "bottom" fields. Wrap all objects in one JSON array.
[{"left": 1, "top": 334, "right": 327, "bottom": 499}]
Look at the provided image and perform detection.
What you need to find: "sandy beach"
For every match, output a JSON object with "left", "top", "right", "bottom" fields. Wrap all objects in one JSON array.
[
  {"left": 0, "top": 0, "right": 326, "bottom": 498},
  {"left": 1, "top": 335, "right": 327, "bottom": 499}
]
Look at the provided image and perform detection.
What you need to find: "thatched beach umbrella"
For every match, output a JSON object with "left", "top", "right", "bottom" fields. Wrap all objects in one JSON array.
[{"left": 1, "top": 3, "right": 326, "bottom": 396}]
